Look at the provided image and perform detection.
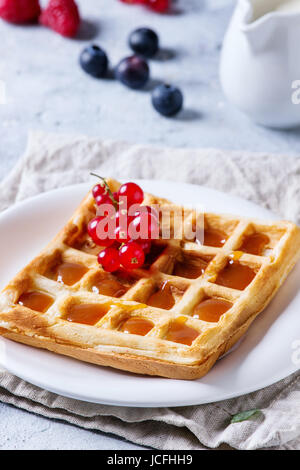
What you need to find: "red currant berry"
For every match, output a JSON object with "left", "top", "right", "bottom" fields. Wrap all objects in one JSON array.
[
  {"left": 130, "top": 212, "right": 159, "bottom": 240},
  {"left": 98, "top": 247, "right": 120, "bottom": 272},
  {"left": 95, "top": 193, "right": 114, "bottom": 206},
  {"left": 147, "top": 0, "right": 170, "bottom": 13},
  {"left": 92, "top": 183, "right": 106, "bottom": 199},
  {"left": 115, "top": 208, "right": 129, "bottom": 226},
  {"left": 88, "top": 216, "right": 101, "bottom": 242},
  {"left": 133, "top": 205, "right": 159, "bottom": 221},
  {"left": 87, "top": 217, "right": 114, "bottom": 247},
  {"left": 137, "top": 239, "right": 152, "bottom": 254},
  {"left": 117, "top": 182, "right": 144, "bottom": 207},
  {"left": 115, "top": 225, "right": 131, "bottom": 243},
  {"left": 119, "top": 241, "right": 145, "bottom": 270}
]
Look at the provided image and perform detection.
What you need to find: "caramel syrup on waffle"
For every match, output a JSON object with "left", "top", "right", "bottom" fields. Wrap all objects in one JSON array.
[
  {"left": 54, "top": 262, "right": 88, "bottom": 286},
  {"left": 92, "top": 276, "right": 129, "bottom": 298},
  {"left": 239, "top": 233, "right": 270, "bottom": 256},
  {"left": 18, "top": 291, "right": 54, "bottom": 313},
  {"left": 120, "top": 317, "right": 153, "bottom": 336},
  {"left": 165, "top": 318, "right": 199, "bottom": 346},
  {"left": 174, "top": 255, "right": 210, "bottom": 279},
  {"left": 203, "top": 228, "right": 227, "bottom": 247},
  {"left": 193, "top": 298, "right": 233, "bottom": 322},
  {"left": 215, "top": 260, "right": 256, "bottom": 290},
  {"left": 147, "top": 281, "right": 175, "bottom": 310},
  {"left": 65, "top": 303, "right": 109, "bottom": 325}
]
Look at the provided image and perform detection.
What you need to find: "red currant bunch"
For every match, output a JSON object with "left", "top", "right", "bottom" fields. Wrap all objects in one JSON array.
[
  {"left": 119, "top": 0, "right": 170, "bottom": 13},
  {"left": 88, "top": 175, "right": 160, "bottom": 273}
]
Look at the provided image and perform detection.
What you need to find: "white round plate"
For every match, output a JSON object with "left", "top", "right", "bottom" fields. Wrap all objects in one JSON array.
[{"left": 0, "top": 180, "right": 299, "bottom": 407}]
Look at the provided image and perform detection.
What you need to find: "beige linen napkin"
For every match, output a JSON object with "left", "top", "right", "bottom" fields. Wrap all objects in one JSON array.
[{"left": 0, "top": 131, "right": 299, "bottom": 450}]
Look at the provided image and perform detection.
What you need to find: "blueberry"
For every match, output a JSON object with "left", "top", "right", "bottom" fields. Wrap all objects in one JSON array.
[
  {"left": 79, "top": 45, "right": 108, "bottom": 78},
  {"left": 129, "top": 28, "right": 159, "bottom": 58},
  {"left": 152, "top": 84, "right": 183, "bottom": 116},
  {"left": 115, "top": 55, "right": 150, "bottom": 89}
]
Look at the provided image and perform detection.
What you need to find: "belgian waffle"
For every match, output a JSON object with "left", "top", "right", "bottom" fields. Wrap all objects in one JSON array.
[{"left": 0, "top": 178, "right": 300, "bottom": 380}]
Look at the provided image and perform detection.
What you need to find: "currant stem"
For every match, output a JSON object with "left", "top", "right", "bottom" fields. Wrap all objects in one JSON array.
[{"left": 90, "top": 173, "right": 119, "bottom": 207}]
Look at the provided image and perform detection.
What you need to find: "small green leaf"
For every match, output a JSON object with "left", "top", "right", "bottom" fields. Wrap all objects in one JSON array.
[{"left": 230, "top": 409, "right": 261, "bottom": 424}]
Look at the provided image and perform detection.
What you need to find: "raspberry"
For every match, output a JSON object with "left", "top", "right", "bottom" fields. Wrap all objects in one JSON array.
[
  {"left": 120, "top": 0, "right": 146, "bottom": 4},
  {"left": 147, "top": 0, "right": 170, "bottom": 12},
  {"left": 0, "top": 0, "right": 41, "bottom": 23},
  {"left": 40, "top": 0, "right": 80, "bottom": 38}
]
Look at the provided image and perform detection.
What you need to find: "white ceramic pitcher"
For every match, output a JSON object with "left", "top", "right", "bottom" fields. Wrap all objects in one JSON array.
[{"left": 220, "top": 0, "right": 300, "bottom": 129}]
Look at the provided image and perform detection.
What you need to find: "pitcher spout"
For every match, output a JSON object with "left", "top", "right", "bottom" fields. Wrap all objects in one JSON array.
[{"left": 238, "top": 0, "right": 289, "bottom": 52}]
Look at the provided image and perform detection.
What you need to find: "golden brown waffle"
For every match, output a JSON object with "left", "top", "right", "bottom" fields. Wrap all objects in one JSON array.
[{"left": 0, "top": 178, "right": 300, "bottom": 380}]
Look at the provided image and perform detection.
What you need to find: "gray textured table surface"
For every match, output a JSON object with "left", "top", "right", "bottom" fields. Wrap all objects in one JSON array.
[{"left": 0, "top": 0, "right": 299, "bottom": 450}]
